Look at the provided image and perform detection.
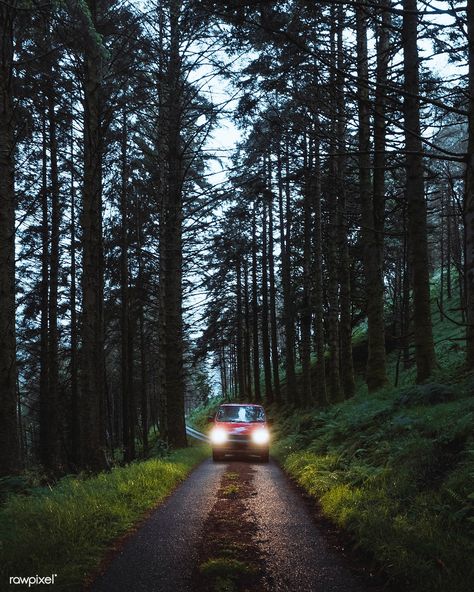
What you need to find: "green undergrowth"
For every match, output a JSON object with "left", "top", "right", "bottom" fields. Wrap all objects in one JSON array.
[
  {"left": 0, "top": 446, "right": 208, "bottom": 591},
  {"left": 189, "top": 396, "right": 224, "bottom": 433},
  {"left": 189, "top": 275, "right": 473, "bottom": 590},
  {"left": 199, "top": 558, "right": 256, "bottom": 592},
  {"left": 273, "top": 380, "right": 474, "bottom": 592}
]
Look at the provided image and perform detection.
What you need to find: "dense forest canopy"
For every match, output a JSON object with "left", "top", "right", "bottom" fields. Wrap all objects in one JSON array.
[{"left": 0, "top": 0, "right": 472, "bottom": 476}]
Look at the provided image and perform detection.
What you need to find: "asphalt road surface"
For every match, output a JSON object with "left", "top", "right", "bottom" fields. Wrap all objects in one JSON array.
[{"left": 90, "top": 458, "right": 373, "bottom": 592}]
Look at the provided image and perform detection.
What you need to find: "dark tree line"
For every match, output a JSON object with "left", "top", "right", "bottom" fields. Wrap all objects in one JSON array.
[
  {"left": 0, "top": 0, "right": 222, "bottom": 476},
  {"left": 197, "top": 0, "right": 470, "bottom": 407},
  {"left": 0, "top": 0, "right": 472, "bottom": 478}
]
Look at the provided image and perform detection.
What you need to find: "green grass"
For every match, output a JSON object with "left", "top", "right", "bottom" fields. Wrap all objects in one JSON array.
[
  {"left": 199, "top": 557, "right": 256, "bottom": 577},
  {"left": 269, "top": 272, "right": 474, "bottom": 592},
  {"left": 272, "top": 382, "right": 474, "bottom": 592},
  {"left": 0, "top": 446, "right": 209, "bottom": 591},
  {"left": 199, "top": 558, "right": 257, "bottom": 592},
  {"left": 221, "top": 484, "right": 240, "bottom": 497},
  {"left": 189, "top": 273, "right": 474, "bottom": 590}
]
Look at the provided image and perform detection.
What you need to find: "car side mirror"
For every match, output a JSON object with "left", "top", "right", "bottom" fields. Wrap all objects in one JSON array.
[{"left": 207, "top": 416, "right": 214, "bottom": 423}]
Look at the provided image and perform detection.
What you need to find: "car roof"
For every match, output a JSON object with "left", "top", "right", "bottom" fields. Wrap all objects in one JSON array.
[{"left": 218, "top": 403, "right": 264, "bottom": 408}]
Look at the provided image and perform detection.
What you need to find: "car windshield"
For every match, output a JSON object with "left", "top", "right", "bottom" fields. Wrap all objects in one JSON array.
[{"left": 216, "top": 405, "right": 265, "bottom": 423}]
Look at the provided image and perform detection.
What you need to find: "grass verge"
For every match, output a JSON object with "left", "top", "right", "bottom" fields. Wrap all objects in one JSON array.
[
  {"left": 0, "top": 445, "right": 209, "bottom": 591},
  {"left": 272, "top": 381, "right": 474, "bottom": 592}
]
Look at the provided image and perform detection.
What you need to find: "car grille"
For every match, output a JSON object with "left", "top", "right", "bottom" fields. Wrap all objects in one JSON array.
[{"left": 228, "top": 434, "right": 250, "bottom": 442}]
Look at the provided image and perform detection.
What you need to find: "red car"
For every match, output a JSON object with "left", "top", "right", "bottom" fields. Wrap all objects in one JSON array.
[{"left": 209, "top": 403, "right": 270, "bottom": 462}]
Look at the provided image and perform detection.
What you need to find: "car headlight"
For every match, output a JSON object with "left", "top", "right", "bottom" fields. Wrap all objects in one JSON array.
[
  {"left": 251, "top": 428, "right": 270, "bottom": 445},
  {"left": 210, "top": 426, "right": 228, "bottom": 445}
]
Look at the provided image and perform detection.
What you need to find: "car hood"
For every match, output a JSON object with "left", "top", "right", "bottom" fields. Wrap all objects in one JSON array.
[{"left": 215, "top": 422, "right": 267, "bottom": 435}]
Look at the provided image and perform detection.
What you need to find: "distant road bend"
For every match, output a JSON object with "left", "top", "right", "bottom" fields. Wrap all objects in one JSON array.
[{"left": 91, "top": 436, "right": 376, "bottom": 592}]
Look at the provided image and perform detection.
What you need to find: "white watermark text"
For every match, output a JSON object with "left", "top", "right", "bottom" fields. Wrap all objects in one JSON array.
[{"left": 9, "top": 574, "right": 57, "bottom": 587}]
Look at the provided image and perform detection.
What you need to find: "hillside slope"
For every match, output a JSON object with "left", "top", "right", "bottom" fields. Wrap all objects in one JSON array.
[
  {"left": 191, "top": 282, "right": 474, "bottom": 591},
  {"left": 272, "top": 283, "right": 473, "bottom": 592}
]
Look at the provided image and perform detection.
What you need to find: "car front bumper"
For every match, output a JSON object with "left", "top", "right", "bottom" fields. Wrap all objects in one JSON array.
[{"left": 212, "top": 435, "right": 269, "bottom": 455}]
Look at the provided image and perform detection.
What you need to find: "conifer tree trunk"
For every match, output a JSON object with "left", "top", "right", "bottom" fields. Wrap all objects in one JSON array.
[
  {"left": 325, "top": 7, "right": 343, "bottom": 403},
  {"left": 140, "top": 314, "right": 148, "bottom": 454},
  {"left": 402, "top": 215, "right": 411, "bottom": 369},
  {"left": 69, "top": 116, "right": 79, "bottom": 468},
  {"left": 465, "top": 0, "right": 474, "bottom": 367},
  {"left": 236, "top": 253, "right": 246, "bottom": 399},
  {"left": 137, "top": 199, "right": 148, "bottom": 454},
  {"left": 312, "top": 131, "right": 327, "bottom": 405},
  {"left": 402, "top": 0, "right": 436, "bottom": 381},
  {"left": 278, "top": 139, "right": 297, "bottom": 404},
  {"left": 369, "top": 0, "right": 390, "bottom": 388},
  {"left": 301, "top": 138, "right": 313, "bottom": 406},
  {"left": 326, "top": 22, "right": 343, "bottom": 402},
  {"left": 327, "top": 166, "right": 342, "bottom": 402},
  {"left": 156, "top": 0, "right": 168, "bottom": 439},
  {"left": 162, "top": 0, "right": 186, "bottom": 447},
  {"left": 47, "top": 67, "right": 61, "bottom": 469},
  {"left": 336, "top": 8, "right": 355, "bottom": 398},
  {"left": 446, "top": 186, "right": 452, "bottom": 300},
  {"left": 251, "top": 204, "right": 261, "bottom": 401},
  {"left": 357, "top": 4, "right": 387, "bottom": 392},
  {"left": 120, "top": 112, "right": 134, "bottom": 462},
  {"left": 243, "top": 258, "right": 253, "bottom": 398},
  {"left": 267, "top": 171, "right": 281, "bottom": 404},
  {"left": 39, "top": 114, "right": 51, "bottom": 469},
  {"left": 0, "top": 3, "right": 20, "bottom": 475},
  {"left": 80, "top": 0, "right": 107, "bottom": 469},
  {"left": 261, "top": 197, "right": 273, "bottom": 403}
]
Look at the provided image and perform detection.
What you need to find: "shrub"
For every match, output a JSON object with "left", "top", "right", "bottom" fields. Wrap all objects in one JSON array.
[{"left": 395, "top": 384, "right": 456, "bottom": 407}]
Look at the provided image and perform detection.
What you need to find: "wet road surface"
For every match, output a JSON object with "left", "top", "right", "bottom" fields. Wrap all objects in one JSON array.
[
  {"left": 90, "top": 459, "right": 225, "bottom": 592},
  {"left": 251, "top": 461, "right": 365, "bottom": 592},
  {"left": 90, "top": 458, "right": 372, "bottom": 592}
]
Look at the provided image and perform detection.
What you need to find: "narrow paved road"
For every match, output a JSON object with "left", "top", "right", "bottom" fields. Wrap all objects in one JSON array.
[
  {"left": 250, "top": 462, "right": 366, "bottom": 592},
  {"left": 90, "top": 458, "right": 374, "bottom": 592}
]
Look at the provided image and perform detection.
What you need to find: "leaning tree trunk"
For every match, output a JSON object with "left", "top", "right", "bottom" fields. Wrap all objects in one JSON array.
[
  {"left": 0, "top": 3, "right": 20, "bottom": 476},
  {"left": 80, "top": 0, "right": 107, "bottom": 470},
  {"left": 402, "top": 0, "right": 436, "bottom": 381}
]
